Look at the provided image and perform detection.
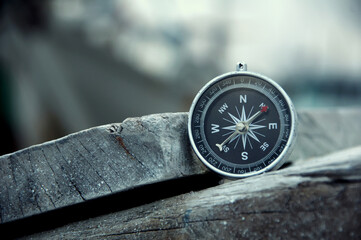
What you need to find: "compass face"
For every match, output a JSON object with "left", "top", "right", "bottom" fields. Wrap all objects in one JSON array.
[{"left": 188, "top": 71, "right": 297, "bottom": 178}]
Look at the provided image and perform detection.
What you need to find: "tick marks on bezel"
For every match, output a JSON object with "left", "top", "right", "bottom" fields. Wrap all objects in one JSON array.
[{"left": 189, "top": 72, "right": 296, "bottom": 178}]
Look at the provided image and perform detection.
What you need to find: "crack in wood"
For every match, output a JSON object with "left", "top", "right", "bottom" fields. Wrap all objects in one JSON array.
[
  {"left": 40, "top": 149, "right": 59, "bottom": 208},
  {"left": 88, "top": 134, "right": 124, "bottom": 181},
  {"left": 26, "top": 151, "right": 47, "bottom": 213},
  {"left": 91, "top": 181, "right": 361, "bottom": 239},
  {"left": 97, "top": 208, "right": 327, "bottom": 238},
  {"left": 69, "top": 179, "right": 86, "bottom": 201},
  {"left": 55, "top": 143, "right": 86, "bottom": 202},
  {"left": 77, "top": 139, "right": 113, "bottom": 193},
  {"left": 1, "top": 111, "right": 361, "bottom": 239},
  {"left": 39, "top": 185, "right": 56, "bottom": 209}
]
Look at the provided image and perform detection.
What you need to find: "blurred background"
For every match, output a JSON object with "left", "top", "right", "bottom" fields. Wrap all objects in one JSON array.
[{"left": 0, "top": 0, "right": 360, "bottom": 155}]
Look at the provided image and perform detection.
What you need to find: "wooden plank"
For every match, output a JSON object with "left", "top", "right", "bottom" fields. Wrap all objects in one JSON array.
[
  {"left": 1, "top": 108, "right": 361, "bottom": 225},
  {"left": 25, "top": 146, "right": 361, "bottom": 239},
  {"left": 0, "top": 113, "right": 206, "bottom": 224},
  {"left": 289, "top": 108, "right": 361, "bottom": 162}
]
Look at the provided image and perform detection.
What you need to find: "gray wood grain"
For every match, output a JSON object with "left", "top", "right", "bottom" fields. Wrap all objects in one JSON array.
[
  {"left": 1, "top": 108, "right": 361, "bottom": 225},
  {"left": 0, "top": 113, "right": 205, "bottom": 224},
  {"left": 26, "top": 146, "right": 361, "bottom": 239},
  {"left": 289, "top": 108, "right": 361, "bottom": 162}
]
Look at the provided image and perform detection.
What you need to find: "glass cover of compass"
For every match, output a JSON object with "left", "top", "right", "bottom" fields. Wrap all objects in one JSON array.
[{"left": 188, "top": 63, "right": 297, "bottom": 178}]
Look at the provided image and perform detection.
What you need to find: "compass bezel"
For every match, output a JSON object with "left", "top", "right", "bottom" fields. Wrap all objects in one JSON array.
[{"left": 188, "top": 70, "right": 297, "bottom": 178}]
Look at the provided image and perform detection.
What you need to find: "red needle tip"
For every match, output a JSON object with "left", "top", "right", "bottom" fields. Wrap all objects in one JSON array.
[{"left": 261, "top": 106, "right": 269, "bottom": 112}]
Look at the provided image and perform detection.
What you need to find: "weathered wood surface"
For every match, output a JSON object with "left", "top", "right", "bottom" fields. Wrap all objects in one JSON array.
[
  {"left": 0, "top": 108, "right": 361, "bottom": 226},
  {"left": 0, "top": 113, "right": 205, "bottom": 225},
  {"left": 289, "top": 108, "right": 361, "bottom": 161},
  {"left": 26, "top": 146, "right": 361, "bottom": 239}
]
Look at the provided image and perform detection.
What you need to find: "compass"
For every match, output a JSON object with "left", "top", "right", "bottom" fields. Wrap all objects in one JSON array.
[{"left": 188, "top": 63, "right": 297, "bottom": 178}]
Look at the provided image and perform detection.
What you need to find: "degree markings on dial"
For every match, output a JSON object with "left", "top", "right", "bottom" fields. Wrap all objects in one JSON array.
[
  {"left": 190, "top": 74, "right": 294, "bottom": 178},
  {"left": 204, "top": 87, "right": 285, "bottom": 166}
]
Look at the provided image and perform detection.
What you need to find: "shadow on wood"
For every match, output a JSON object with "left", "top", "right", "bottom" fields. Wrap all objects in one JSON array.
[{"left": 1, "top": 109, "right": 361, "bottom": 239}]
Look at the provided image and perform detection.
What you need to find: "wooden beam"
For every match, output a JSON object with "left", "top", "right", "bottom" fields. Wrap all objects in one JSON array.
[
  {"left": 0, "top": 108, "right": 361, "bottom": 226},
  {"left": 0, "top": 113, "right": 205, "bottom": 224},
  {"left": 26, "top": 146, "right": 361, "bottom": 239}
]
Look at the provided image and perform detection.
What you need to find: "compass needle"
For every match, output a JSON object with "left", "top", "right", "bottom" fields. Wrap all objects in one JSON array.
[
  {"left": 216, "top": 130, "right": 239, "bottom": 152},
  {"left": 234, "top": 135, "right": 241, "bottom": 149},
  {"left": 247, "top": 106, "right": 254, "bottom": 119},
  {"left": 189, "top": 62, "right": 297, "bottom": 178}
]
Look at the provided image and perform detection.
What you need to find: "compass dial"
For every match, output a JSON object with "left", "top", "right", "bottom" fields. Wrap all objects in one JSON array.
[{"left": 188, "top": 68, "right": 297, "bottom": 178}]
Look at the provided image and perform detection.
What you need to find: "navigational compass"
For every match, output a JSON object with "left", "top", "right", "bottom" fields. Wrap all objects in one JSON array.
[{"left": 188, "top": 63, "right": 297, "bottom": 178}]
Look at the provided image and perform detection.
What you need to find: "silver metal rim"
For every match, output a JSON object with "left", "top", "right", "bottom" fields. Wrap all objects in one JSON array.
[{"left": 188, "top": 70, "right": 298, "bottom": 178}]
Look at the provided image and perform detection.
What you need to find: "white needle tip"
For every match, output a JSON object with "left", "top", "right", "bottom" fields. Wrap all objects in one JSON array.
[{"left": 216, "top": 144, "right": 223, "bottom": 152}]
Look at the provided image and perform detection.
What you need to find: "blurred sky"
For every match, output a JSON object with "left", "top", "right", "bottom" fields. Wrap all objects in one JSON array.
[{"left": 0, "top": 0, "right": 360, "bottom": 154}]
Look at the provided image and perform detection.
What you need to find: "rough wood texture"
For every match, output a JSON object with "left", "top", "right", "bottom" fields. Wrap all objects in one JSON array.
[
  {"left": 26, "top": 146, "right": 361, "bottom": 239},
  {"left": 0, "top": 113, "right": 205, "bottom": 224},
  {"left": 1, "top": 108, "right": 361, "bottom": 227},
  {"left": 289, "top": 108, "right": 361, "bottom": 162}
]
